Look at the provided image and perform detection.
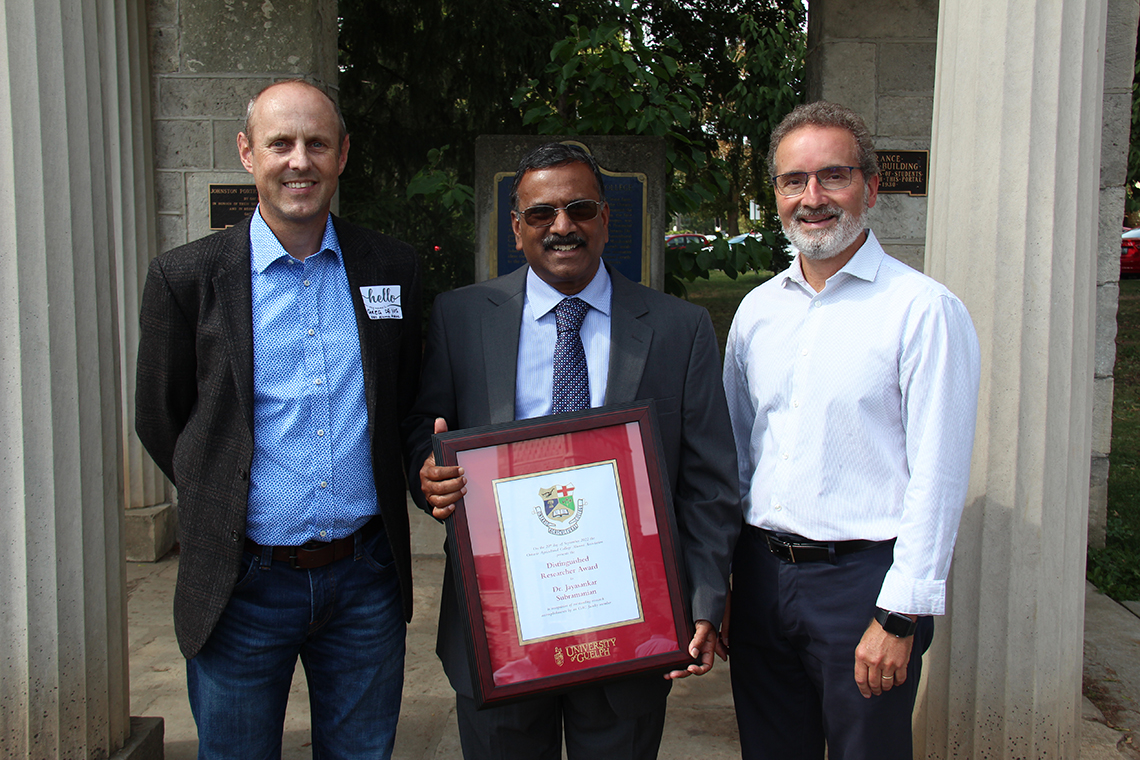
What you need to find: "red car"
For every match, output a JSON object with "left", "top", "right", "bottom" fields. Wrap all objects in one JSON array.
[{"left": 1123, "top": 228, "right": 1140, "bottom": 277}]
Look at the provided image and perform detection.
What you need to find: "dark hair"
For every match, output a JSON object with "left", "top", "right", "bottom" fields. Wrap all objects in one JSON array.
[
  {"left": 244, "top": 78, "right": 348, "bottom": 143},
  {"left": 509, "top": 142, "right": 607, "bottom": 211},
  {"left": 766, "top": 101, "right": 878, "bottom": 180}
]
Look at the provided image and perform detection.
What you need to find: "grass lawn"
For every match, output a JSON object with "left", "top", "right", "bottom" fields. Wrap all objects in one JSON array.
[
  {"left": 1088, "top": 277, "right": 1140, "bottom": 601},
  {"left": 684, "top": 269, "right": 773, "bottom": 356}
]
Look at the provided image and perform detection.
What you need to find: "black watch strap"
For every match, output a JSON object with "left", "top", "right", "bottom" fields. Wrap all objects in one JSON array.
[{"left": 874, "top": 607, "right": 918, "bottom": 638}]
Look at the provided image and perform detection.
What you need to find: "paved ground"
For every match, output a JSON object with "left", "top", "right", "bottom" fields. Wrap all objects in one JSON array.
[{"left": 127, "top": 516, "right": 1140, "bottom": 758}]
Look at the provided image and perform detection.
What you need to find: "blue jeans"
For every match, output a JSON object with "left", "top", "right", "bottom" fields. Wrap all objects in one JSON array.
[{"left": 186, "top": 526, "right": 405, "bottom": 760}]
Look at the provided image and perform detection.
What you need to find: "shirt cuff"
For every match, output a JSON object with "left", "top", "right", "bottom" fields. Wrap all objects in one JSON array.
[{"left": 875, "top": 569, "right": 945, "bottom": 616}]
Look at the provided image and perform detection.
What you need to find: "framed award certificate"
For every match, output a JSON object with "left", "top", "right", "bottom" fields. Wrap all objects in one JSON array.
[{"left": 432, "top": 401, "right": 694, "bottom": 709}]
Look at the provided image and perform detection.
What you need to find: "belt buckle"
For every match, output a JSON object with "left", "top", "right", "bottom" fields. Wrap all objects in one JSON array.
[{"left": 766, "top": 534, "right": 796, "bottom": 563}]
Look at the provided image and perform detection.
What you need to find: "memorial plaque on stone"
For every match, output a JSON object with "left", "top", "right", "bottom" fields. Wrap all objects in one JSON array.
[
  {"left": 874, "top": 150, "right": 928, "bottom": 196},
  {"left": 209, "top": 184, "right": 259, "bottom": 229},
  {"left": 492, "top": 169, "right": 648, "bottom": 286}
]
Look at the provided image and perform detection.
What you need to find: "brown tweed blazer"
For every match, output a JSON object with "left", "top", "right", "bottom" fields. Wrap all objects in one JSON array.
[{"left": 135, "top": 215, "right": 422, "bottom": 659}]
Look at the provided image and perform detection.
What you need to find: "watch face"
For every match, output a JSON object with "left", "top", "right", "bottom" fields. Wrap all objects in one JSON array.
[{"left": 877, "top": 608, "right": 917, "bottom": 637}]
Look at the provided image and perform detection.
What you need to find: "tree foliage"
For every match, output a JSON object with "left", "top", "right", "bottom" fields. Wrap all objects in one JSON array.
[
  {"left": 337, "top": 0, "right": 805, "bottom": 301},
  {"left": 1127, "top": 24, "right": 1140, "bottom": 222}
]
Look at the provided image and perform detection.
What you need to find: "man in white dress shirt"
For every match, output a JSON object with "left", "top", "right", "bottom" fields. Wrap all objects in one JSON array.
[{"left": 721, "top": 101, "right": 981, "bottom": 760}]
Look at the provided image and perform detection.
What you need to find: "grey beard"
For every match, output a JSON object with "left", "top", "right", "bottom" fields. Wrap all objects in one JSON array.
[{"left": 783, "top": 204, "right": 866, "bottom": 261}]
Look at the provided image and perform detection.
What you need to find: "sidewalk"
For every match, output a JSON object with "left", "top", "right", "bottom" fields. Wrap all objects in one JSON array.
[{"left": 126, "top": 517, "right": 1140, "bottom": 758}]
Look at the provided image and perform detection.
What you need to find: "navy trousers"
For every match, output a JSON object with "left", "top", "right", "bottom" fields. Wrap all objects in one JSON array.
[
  {"left": 730, "top": 526, "right": 934, "bottom": 760},
  {"left": 454, "top": 684, "right": 666, "bottom": 760}
]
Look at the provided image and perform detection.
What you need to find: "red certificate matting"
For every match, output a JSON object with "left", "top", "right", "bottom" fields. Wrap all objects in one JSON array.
[{"left": 433, "top": 402, "right": 693, "bottom": 709}]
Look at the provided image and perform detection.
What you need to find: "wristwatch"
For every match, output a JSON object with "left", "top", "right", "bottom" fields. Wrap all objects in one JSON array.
[{"left": 874, "top": 607, "right": 918, "bottom": 638}]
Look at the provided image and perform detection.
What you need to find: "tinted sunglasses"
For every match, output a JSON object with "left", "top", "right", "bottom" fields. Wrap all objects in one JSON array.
[{"left": 516, "top": 199, "right": 603, "bottom": 228}]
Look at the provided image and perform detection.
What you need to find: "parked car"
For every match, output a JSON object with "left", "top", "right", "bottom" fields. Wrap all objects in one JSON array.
[
  {"left": 1123, "top": 228, "right": 1140, "bottom": 277},
  {"left": 666, "top": 233, "right": 709, "bottom": 250}
]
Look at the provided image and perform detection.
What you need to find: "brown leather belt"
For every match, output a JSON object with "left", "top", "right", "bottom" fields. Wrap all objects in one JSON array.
[{"left": 245, "top": 516, "right": 382, "bottom": 569}]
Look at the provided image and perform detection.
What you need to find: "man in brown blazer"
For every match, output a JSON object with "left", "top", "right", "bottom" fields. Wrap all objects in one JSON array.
[{"left": 135, "top": 79, "right": 421, "bottom": 759}]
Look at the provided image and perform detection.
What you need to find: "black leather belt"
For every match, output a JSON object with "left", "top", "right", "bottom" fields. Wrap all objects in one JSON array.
[
  {"left": 753, "top": 526, "right": 891, "bottom": 564},
  {"left": 245, "top": 516, "right": 382, "bottom": 569}
]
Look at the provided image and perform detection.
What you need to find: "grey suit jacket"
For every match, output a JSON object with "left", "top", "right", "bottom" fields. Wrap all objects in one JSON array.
[
  {"left": 405, "top": 264, "right": 740, "bottom": 714},
  {"left": 136, "top": 215, "right": 422, "bottom": 659}
]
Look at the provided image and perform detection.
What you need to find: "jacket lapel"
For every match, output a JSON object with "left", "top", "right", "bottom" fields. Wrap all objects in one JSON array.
[
  {"left": 336, "top": 219, "right": 379, "bottom": 429},
  {"left": 605, "top": 267, "right": 652, "bottom": 404},
  {"left": 483, "top": 267, "right": 526, "bottom": 424},
  {"left": 214, "top": 221, "right": 256, "bottom": 435}
]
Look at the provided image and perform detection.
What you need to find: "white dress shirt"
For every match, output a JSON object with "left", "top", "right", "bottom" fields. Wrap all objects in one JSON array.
[
  {"left": 723, "top": 230, "right": 980, "bottom": 615},
  {"left": 515, "top": 265, "right": 612, "bottom": 420}
]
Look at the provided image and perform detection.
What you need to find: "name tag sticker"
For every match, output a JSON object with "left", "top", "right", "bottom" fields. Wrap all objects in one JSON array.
[{"left": 359, "top": 285, "right": 403, "bottom": 320}]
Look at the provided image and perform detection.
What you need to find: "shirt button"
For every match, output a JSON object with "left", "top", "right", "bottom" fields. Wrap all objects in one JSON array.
[
  {"left": 774, "top": 504, "right": 783, "bottom": 511},
  {"left": 782, "top": 452, "right": 789, "bottom": 460},
  {"left": 303, "top": 279, "right": 311, "bottom": 286},
  {"left": 308, "top": 328, "right": 315, "bottom": 336},
  {"left": 320, "top": 481, "right": 327, "bottom": 488},
  {"left": 801, "top": 349, "right": 808, "bottom": 356},
  {"left": 793, "top": 400, "right": 800, "bottom": 408},
  {"left": 813, "top": 301, "right": 821, "bottom": 308},
  {"left": 317, "top": 429, "right": 325, "bottom": 437},
  {"left": 314, "top": 378, "right": 323, "bottom": 385},
  {"left": 319, "top": 530, "right": 327, "bottom": 537}
]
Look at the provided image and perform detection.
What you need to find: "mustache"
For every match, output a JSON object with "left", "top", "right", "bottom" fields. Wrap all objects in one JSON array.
[
  {"left": 542, "top": 233, "right": 587, "bottom": 250},
  {"left": 792, "top": 204, "right": 844, "bottom": 222}
]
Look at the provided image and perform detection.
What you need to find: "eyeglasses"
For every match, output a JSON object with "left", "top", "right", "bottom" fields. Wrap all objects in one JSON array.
[
  {"left": 772, "top": 166, "right": 861, "bottom": 197},
  {"left": 516, "top": 199, "right": 603, "bottom": 228}
]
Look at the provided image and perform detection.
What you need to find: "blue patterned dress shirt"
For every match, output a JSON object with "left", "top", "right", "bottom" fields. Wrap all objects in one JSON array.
[{"left": 245, "top": 208, "right": 377, "bottom": 545}]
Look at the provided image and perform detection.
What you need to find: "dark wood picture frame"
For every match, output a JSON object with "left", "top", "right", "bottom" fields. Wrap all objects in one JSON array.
[{"left": 432, "top": 401, "right": 694, "bottom": 709}]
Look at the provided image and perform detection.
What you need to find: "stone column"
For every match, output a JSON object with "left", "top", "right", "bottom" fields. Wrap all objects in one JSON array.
[
  {"left": 915, "top": 0, "right": 1108, "bottom": 756},
  {"left": 138, "top": 0, "right": 338, "bottom": 561},
  {"left": 0, "top": 0, "right": 155, "bottom": 756},
  {"left": 1088, "top": 0, "right": 1139, "bottom": 549},
  {"left": 148, "top": 0, "right": 339, "bottom": 253},
  {"left": 805, "top": 0, "right": 938, "bottom": 273}
]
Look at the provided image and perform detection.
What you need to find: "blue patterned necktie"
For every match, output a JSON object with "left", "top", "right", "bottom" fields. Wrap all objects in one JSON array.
[{"left": 552, "top": 297, "right": 590, "bottom": 414}]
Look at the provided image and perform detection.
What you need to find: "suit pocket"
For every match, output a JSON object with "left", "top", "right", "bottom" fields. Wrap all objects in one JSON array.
[{"left": 652, "top": 396, "right": 680, "bottom": 420}]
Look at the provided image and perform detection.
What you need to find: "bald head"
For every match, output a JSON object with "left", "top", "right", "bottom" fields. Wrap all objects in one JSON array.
[{"left": 243, "top": 79, "right": 347, "bottom": 145}]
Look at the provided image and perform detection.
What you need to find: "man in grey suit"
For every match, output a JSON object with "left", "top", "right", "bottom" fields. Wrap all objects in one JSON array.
[
  {"left": 408, "top": 142, "right": 740, "bottom": 759},
  {"left": 135, "top": 79, "right": 421, "bottom": 759}
]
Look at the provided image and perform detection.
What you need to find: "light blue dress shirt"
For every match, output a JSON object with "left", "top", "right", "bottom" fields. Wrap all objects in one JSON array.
[
  {"left": 246, "top": 208, "right": 377, "bottom": 545},
  {"left": 515, "top": 265, "right": 612, "bottom": 420}
]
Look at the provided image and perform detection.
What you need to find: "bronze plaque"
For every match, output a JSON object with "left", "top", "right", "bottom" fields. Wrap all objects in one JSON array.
[
  {"left": 874, "top": 151, "right": 928, "bottom": 197},
  {"left": 209, "top": 184, "right": 259, "bottom": 229}
]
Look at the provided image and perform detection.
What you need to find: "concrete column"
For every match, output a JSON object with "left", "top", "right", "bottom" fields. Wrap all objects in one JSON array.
[
  {"left": 805, "top": 0, "right": 938, "bottom": 272},
  {"left": 1088, "top": 0, "right": 1139, "bottom": 549},
  {"left": 0, "top": 0, "right": 156, "bottom": 756},
  {"left": 139, "top": 0, "right": 338, "bottom": 561},
  {"left": 915, "top": 0, "right": 1107, "bottom": 756},
  {"left": 148, "top": 0, "right": 338, "bottom": 253}
]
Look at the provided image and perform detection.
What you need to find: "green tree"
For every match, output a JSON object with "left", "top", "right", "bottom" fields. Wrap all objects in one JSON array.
[
  {"left": 513, "top": 1, "right": 804, "bottom": 293},
  {"left": 337, "top": 0, "right": 804, "bottom": 300},
  {"left": 338, "top": 0, "right": 608, "bottom": 303},
  {"left": 1127, "top": 25, "right": 1140, "bottom": 222}
]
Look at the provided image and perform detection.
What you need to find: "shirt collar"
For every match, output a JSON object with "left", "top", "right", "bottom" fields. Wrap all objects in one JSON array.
[
  {"left": 249, "top": 206, "right": 342, "bottom": 274},
  {"left": 525, "top": 263, "right": 612, "bottom": 320},
  {"left": 781, "top": 228, "right": 884, "bottom": 290}
]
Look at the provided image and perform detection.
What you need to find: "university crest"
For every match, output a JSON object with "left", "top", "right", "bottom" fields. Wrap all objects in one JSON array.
[{"left": 534, "top": 483, "right": 585, "bottom": 535}]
